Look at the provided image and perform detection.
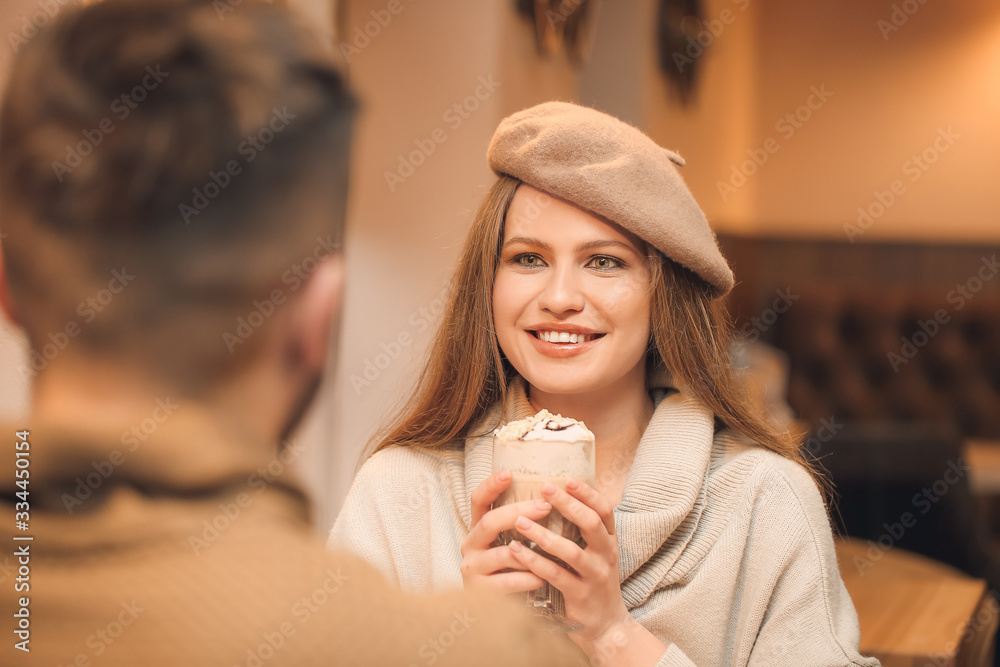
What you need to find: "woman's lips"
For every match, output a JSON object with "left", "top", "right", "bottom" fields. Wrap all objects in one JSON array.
[{"left": 525, "top": 330, "right": 606, "bottom": 358}]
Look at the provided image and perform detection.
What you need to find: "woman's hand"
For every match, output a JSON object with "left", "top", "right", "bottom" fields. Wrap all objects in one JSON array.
[
  {"left": 459, "top": 469, "right": 554, "bottom": 594},
  {"left": 506, "top": 477, "right": 634, "bottom": 649}
]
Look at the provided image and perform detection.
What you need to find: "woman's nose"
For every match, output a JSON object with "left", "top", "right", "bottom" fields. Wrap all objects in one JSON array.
[{"left": 536, "top": 265, "right": 585, "bottom": 314}]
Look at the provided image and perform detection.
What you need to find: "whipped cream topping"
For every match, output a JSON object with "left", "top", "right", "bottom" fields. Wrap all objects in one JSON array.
[{"left": 494, "top": 409, "right": 595, "bottom": 444}]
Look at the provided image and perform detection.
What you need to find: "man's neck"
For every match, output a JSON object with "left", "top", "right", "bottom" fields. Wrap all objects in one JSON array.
[{"left": 29, "top": 358, "right": 286, "bottom": 445}]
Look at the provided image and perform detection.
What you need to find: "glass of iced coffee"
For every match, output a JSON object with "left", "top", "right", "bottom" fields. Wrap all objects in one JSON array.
[{"left": 492, "top": 409, "right": 596, "bottom": 631}]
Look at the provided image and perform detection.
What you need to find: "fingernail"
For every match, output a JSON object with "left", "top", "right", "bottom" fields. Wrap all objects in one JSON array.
[
  {"left": 534, "top": 500, "right": 551, "bottom": 511},
  {"left": 566, "top": 477, "right": 580, "bottom": 491},
  {"left": 516, "top": 516, "right": 532, "bottom": 531},
  {"left": 542, "top": 482, "right": 557, "bottom": 495},
  {"left": 498, "top": 469, "right": 511, "bottom": 481},
  {"left": 509, "top": 540, "right": 523, "bottom": 552}
]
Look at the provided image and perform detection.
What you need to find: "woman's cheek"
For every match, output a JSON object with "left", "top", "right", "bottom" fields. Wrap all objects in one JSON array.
[{"left": 599, "top": 279, "right": 643, "bottom": 317}]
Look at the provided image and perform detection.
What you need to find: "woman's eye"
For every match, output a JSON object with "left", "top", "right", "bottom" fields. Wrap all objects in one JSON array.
[
  {"left": 588, "top": 255, "right": 623, "bottom": 270},
  {"left": 514, "top": 253, "right": 544, "bottom": 267}
]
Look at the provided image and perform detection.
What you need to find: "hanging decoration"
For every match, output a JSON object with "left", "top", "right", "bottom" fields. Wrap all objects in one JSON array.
[{"left": 516, "top": 0, "right": 602, "bottom": 64}]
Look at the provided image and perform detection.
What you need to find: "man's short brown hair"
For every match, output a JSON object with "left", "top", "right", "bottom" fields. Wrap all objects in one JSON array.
[{"left": 0, "top": 0, "right": 356, "bottom": 385}]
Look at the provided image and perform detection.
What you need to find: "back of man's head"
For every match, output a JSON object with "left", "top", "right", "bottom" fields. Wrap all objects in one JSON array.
[{"left": 0, "top": 0, "right": 355, "bottom": 389}]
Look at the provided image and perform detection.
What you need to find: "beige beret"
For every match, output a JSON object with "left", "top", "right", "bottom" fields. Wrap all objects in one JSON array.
[{"left": 487, "top": 101, "right": 734, "bottom": 297}]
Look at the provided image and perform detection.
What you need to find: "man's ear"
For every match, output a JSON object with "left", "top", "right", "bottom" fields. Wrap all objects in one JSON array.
[
  {"left": 0, "top": 244, "right": 20, "bottom": 327},
  {"left": 288, "top": 255, "right": 344, "bottom": 373}
]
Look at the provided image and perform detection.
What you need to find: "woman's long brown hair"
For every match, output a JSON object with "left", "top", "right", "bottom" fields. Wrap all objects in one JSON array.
[{"left": 367, "top": 175, "right": 816, "bottom": 484}]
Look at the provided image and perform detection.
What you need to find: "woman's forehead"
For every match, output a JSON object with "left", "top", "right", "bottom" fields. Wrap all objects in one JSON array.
[{"left": 506, "top": 184, "right": 646, "bottom": 252}]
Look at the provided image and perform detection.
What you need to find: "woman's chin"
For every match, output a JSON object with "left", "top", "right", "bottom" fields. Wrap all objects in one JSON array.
[{"left": 522, "top": 374, "right": 607, "bottom": 399}]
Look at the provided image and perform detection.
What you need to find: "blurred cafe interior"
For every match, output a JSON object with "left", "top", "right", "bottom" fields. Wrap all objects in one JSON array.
[{"left": 1, "top": 0, "right": 999, "bottom": 664}]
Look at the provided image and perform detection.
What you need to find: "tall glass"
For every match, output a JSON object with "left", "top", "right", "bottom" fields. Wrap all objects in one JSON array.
[{"left": 492, "top": 434, "right": 596, "bottom": 631}]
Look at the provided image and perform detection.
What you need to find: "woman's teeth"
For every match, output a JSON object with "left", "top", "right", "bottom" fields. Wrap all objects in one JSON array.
[{"left": 537, "top": 331, "right": 597, "bottom": 343}]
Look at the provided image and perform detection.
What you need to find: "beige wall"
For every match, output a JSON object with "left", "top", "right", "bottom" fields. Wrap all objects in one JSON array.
[
  {"left": 322, "top": 0, "right": 583, "bottom": 529},
  {"left": 639, "top": 0, "right": 762, "bottom": 234},
  {"left": 751, "top": 0, "right": 1000, "bottom": 242},
  {"left": 639, "top": 0, "right": 1000, "bottom": 243}
]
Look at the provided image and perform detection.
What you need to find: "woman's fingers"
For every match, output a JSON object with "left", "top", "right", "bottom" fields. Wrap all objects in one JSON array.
[
  {"left": 462, "top": 498, "right": 552, "bottom": 552},
  {"left": 460, "top": 545, "right": 545, "bottom": 592},
  {"left": 460, "top": 544, "right": 521, "bottom": 577},
  {"left": 508, "top": 538, "right": 578, "bottom": 595},
  {"left": 540, "top": 482, "right": 616, "bottom": 554},
  {"left": 512, "top": 515, "right": 592, "bottom": 576},
  {"left": 472, "top": 570, "right": 546, "bottom": 595},
  {"left": 470, "top": 469, "right": 512, "bottom": 527},
  {"left": 564, "top": 477, "right": 617, "bottom": 535}
]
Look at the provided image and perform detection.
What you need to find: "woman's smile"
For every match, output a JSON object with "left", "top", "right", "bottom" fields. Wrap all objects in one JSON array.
[{"left": 525, "top": 327, "right": 607, "bottom": 358}]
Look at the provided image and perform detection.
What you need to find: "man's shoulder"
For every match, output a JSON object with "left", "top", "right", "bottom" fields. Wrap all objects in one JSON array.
[{"left": 262, "top": 534, "right": 586, "bottom": 666}]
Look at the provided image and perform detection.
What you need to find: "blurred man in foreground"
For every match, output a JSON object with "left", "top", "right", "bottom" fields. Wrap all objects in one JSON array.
[{"left": 0, "top": 1, "right": 583, "bottom": 664}]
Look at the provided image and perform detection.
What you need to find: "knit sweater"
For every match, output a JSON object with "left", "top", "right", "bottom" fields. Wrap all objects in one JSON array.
[
  {"left": 330, "top": 375, "right": 881, "bottom": 666},
  {"left": 0, "top": 404, "right": 585, "bottom": 666}
]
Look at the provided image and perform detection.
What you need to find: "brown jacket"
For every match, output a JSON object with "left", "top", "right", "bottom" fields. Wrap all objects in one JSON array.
[{"left": 0, "top": 405, "right": 585, "bottom": 666}]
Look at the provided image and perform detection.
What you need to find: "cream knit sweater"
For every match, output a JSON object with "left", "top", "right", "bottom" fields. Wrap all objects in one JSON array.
[{"left": 330, "top": 376, "right": 880, "bottom": 667}]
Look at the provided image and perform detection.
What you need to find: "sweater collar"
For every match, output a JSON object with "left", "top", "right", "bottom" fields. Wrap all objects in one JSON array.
[
  {"left": 0, "top": 403, "right": 314, "bottom": 552},
  {"left": 462, "top": 370, "right": 716, "bottom": 594}
]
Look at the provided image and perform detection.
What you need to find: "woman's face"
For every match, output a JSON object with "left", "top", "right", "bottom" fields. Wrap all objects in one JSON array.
[{"left": 492, "top": 184, "right": 652, "bottom": 398}]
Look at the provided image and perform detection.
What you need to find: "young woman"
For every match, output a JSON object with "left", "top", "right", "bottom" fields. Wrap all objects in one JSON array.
[{"left": 330, "top": 102, "right": 878, "bottom": 667}]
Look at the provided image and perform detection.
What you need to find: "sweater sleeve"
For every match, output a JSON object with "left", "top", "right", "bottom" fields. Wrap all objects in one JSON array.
[
  {"left": 655, "top": 644, "right": 698, "bottom": 666},
  {"left": 327, "top": 450, "right": 405, "bottom": 588},
  {"left": 642, "top": 456, "right": 881, "bottom": 667},
  {"left": 328, "top": 446, "right": 468, "bottom": 593},
  {"left": 744, "top": 463, "right": 881, "bottom": 667}
]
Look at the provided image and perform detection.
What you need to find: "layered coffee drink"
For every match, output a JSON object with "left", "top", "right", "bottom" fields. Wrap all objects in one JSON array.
[{"left": 492, "top": 409, "right": 596, "bottom": 630}]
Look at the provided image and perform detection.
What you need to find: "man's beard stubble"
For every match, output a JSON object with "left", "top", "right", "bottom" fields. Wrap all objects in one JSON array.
[{"left": 278, "top": 370, "right": 323, "bottom": 449}]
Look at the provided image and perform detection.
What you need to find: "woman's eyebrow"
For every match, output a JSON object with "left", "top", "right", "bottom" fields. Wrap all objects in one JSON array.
[
  {"left": 503, "top": 236, "right": 637, "bottom": 253},
  {"left": 576, "top": 239, "right": 637, "bottom": 254},
  {"left": 503, "top": 236, "right": 551, "bottom": 250}
]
